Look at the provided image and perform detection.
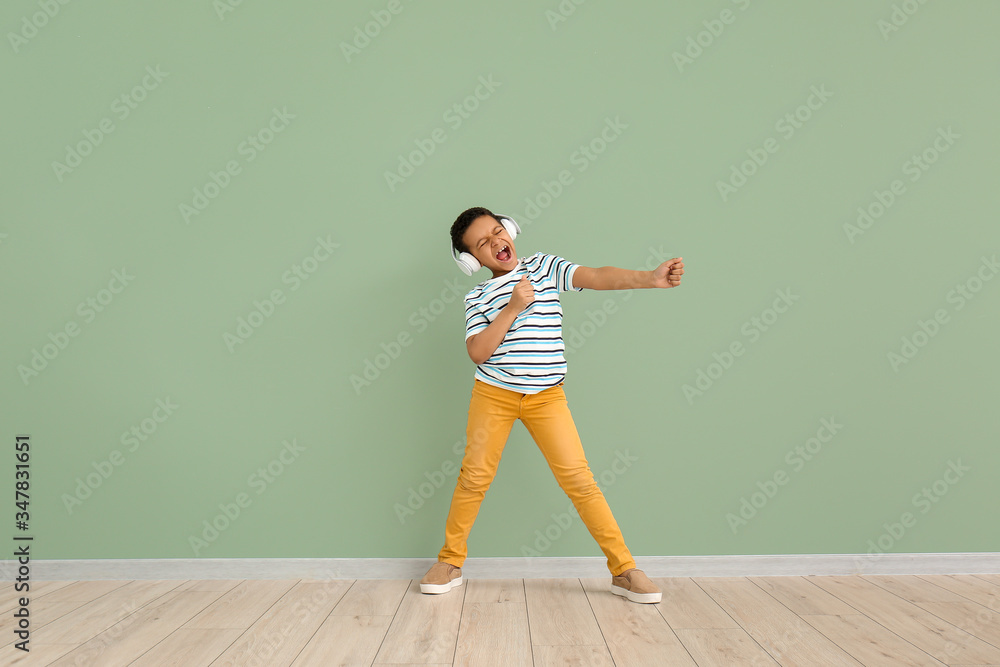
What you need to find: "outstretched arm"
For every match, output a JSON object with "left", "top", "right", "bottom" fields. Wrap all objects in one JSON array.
[{"left": 574, "top": 258, "right": 683, "bottom": 290}]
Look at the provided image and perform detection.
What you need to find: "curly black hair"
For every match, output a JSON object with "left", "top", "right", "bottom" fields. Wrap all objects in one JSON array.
[{"left": 450, "top": 206, "right": 502, "bottom": 256}]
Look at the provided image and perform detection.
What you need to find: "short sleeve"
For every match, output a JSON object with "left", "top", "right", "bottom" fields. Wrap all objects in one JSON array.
[
  {"left": 546, "top": 254, "right": 584, "bottom": 293},
  {"left": 465, "top": 299, "right": 489, "bottom": 340}
]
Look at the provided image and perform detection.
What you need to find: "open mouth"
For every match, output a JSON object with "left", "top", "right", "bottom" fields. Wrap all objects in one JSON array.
[{"left": 496, "top": 245, "right": 512, "bottom": 262}]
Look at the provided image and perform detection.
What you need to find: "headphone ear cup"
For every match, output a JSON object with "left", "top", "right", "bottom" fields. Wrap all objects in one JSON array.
[
  {"left": 499, "top": 215, "right": 520, "bottom": 241},
  {"left": 457, "top": 251, "right": 480, "bottom": 276},
  {"left": 451, "top": 235, "right": 480, "bottom": 276}
]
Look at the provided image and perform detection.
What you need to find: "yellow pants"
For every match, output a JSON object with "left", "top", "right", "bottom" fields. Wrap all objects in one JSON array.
[{"left": 437, "top": 378, "right": 636, "bottom": 576}]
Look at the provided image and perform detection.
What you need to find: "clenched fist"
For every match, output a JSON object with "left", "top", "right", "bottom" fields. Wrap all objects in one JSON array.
[
  {"left": 507, "top": 276, "right": 535, "bottom": 314},
  {"left": 651, "top": 257, "right": 684, "bottom": 288}
]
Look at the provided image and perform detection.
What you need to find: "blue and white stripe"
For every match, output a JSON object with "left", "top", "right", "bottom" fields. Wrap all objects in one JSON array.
[{"left": 464, "top": 252, "right": 584, "bottom": 394}]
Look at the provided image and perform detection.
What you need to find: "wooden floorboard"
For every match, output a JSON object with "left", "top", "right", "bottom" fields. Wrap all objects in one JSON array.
[
  {"left": 808, "top": 574, "right": 1000, "bottom": 665},
  {"left": 582, "top": 576, "right": 697, "bottom": 666},
  {"left": 694, "top": 576, "right": 865, "bottom": 666},
  {"left": 3, "top": 574, "right": 998, "bottom": 666}
]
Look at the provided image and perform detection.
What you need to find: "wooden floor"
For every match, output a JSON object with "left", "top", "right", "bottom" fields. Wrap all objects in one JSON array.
[{"left": 3, "top": 574, "right": 999, "bottom": 666}]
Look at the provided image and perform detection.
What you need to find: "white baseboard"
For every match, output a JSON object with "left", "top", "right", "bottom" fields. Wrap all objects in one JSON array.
[{"left": 2, "top": 553, "right": 998, "bottom": 581}]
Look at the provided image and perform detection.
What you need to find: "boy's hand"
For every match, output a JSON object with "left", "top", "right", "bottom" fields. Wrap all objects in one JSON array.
[
  {"left": 651, "top": 257, "right": 684, "bottom": 288},
  {"left": 507, "top": 276, "right": 535, "bottom": 314}
]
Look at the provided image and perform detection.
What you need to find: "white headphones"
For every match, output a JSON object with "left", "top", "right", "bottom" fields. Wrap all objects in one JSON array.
[{"left": 450, "top": 214, "right": 522, "bottom": 276}]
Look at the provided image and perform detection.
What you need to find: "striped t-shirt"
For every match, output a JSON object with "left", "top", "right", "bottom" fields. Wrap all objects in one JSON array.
[{"left": 464, "top": 251, "right": 584, "bottom": 393}]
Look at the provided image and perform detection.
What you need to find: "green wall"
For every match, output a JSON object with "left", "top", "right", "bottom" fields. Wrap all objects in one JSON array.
[{"left": 2, "top": 1, "right": 997, "bottom": 562}]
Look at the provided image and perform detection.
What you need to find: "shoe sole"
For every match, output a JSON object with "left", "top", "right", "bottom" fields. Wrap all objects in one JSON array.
[
  {"left": 610, "top": 583, "right": 661, "bottom": 604},
  {"left": 420, "top": 576, "right": 463, "bottom": 594}
]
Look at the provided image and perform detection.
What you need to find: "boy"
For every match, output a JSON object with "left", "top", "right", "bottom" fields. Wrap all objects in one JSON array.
[{"left": 421, "top": 206, "right": 684, "bottom": 604}]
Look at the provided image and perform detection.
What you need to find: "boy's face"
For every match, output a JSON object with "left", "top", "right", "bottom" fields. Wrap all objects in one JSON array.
[{"left": 461, "top": 215, "right": 518, "bottom": 279}]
